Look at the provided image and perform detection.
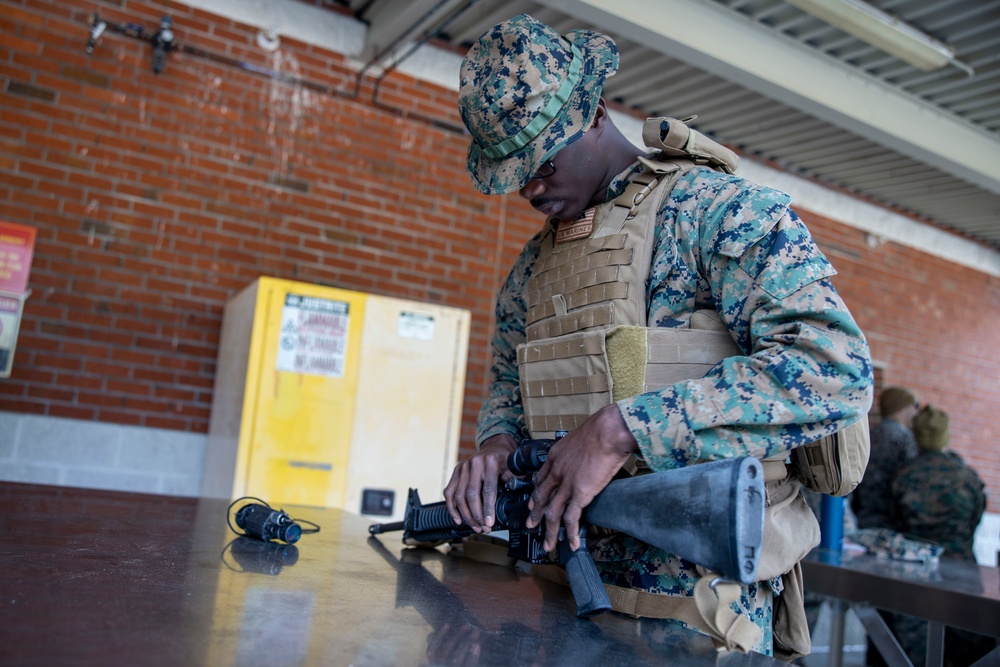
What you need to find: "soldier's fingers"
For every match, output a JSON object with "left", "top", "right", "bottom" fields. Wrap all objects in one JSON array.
[
  {"left": 542, "top": 484, "right": 573, "bottom": 553},
  {"left": 463, "top": 459, "right": 487, "bottom": 532},
  {"left": 463, "top": 490, "right": 484, "bottom": 533},
  {"left": 497, "top": 449, "right": 515, "bottom": 484},
  {"left": 562, "top": 500, "right": 584, "bottom": 551},
  {"left": 526, "top": 476, "right": 555, "bottom": 529},
  {"left": 452, "top": 464, "right": 476, "bottom": 528},
  {"left": 533, "top": 449, "right": 558, "bottom": 486},
  {"left": 482, "top": 456, "right": 500, "bottom": 530},
  {"left": 443, "top": 467, "right": 462, "bottom": 524},
  {"left": 533, "top": 460, "right": 550, "bottom": 486}
]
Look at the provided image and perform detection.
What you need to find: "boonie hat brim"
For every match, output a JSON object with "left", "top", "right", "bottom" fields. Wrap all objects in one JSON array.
[{"left": 458, "top": 15, "right": 619, "bottom": 195}]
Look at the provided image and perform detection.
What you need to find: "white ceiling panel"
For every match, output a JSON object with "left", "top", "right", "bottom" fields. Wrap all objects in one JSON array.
[{"left": 345, "top": 0, "right": 1000, "bottom": 248}]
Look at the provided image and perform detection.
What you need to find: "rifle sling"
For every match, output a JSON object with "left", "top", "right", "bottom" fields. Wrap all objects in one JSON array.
[
  {"left": 533, "top": 562, "right": 760, "bottom": 653},
  {"left": 461, "top": 537, "right": 761, "bottom": 653}
]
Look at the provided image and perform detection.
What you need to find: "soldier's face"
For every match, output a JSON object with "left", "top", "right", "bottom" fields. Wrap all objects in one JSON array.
[{"left": 517, "top": 128, "right": 606, "bottom": 222}]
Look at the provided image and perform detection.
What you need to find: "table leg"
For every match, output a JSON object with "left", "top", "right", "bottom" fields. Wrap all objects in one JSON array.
[
  {"left": 925, "top": 621, "right": 944, "bottom": 667},
  {"left": 827, "top": 598, "right": 845, "bottom": 667},
  {"left": 852, "top": 604, "right": 912, "bottom": 667},
  {"left": 970, "top": 644, "right": 1000, "bottom": 667}
]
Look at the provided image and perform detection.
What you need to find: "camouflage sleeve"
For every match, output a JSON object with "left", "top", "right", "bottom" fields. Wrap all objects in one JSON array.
[
  {"left": 474, "top": 236, "right": 540, "bottom": 447},
  {"left": 619, "top": 176, "right": 874, "bottom": 470}
]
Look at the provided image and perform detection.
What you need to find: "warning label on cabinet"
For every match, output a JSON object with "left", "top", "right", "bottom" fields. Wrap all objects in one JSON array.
[
  {"left": 398, "top": 311, "right": 435, "bottom": 341},
  {"left": 276, "top": 294, "right": 350, "bottom": 377}
]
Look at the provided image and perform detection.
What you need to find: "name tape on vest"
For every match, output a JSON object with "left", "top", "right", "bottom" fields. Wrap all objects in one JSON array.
[{"left": 555, "top": 208, "right": 596, "bottom": 243}]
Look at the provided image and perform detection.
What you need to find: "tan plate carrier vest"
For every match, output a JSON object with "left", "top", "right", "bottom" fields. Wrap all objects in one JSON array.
[{"left": 512, "top": 117, "right": 870, "bottom": 657}]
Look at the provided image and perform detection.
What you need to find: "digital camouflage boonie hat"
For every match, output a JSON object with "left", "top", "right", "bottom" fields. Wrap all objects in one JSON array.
[{"left": 458, "top": 14, "right": 619, "bottom": 195}]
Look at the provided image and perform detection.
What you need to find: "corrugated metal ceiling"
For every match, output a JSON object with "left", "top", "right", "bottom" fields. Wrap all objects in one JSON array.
[{"left": 347, "top": 0, "right": 1000, "bottom": 249}]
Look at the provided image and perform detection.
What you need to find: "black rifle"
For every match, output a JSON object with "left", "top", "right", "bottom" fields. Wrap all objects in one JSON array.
[{"left": 369, "top": 438, "right": 765, "bottom": 618}]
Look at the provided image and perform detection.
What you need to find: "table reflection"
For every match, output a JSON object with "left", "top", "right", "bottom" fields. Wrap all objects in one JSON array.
[{"left": 0, "top": 482, "right": 785, "bottom": 666}]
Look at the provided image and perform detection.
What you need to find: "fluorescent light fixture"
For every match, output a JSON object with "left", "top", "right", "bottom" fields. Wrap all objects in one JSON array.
[{"left": 786, "top": 0, "right": 955, "bottom": 71}]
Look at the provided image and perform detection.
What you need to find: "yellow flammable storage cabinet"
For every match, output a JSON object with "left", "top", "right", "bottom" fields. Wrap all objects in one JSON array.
[{"left": 202, "top": 277, "right": 470, "bottom": 521}]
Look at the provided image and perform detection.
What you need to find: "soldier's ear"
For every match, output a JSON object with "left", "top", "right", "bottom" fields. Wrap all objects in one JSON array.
[
  {"left": 592, "top": 98, "right": 608, "bottom": 127},
  {"left": 585, "top": 99, "right": 611, "bottom": 143}
]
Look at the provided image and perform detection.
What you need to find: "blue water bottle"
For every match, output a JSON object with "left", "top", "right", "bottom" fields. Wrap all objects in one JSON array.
[{"left": 819, "top": 494, "right": 844, "bottom": 551}]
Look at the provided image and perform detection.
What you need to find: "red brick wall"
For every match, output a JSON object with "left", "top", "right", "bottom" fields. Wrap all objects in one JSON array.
[
  {"left": 803, "top": 213, "right": 1000, "bottom": 512},
  {"left": 2, "top": 0, "right": 998, "bottom": 511},
  {"left": 0, "top": 0, "right": 534, "bottom": 436}
]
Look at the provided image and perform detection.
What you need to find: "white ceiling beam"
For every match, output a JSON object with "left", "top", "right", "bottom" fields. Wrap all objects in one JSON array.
[
  {"left": 360, "top": 0, "right": 468, "bottom": 65},
  {"left": 537, "top": 0, "right": 1000, "bottom": 196}
]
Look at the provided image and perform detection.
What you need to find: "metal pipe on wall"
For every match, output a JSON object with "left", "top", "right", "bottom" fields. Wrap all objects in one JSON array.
[{"left": 83, "top": 9, "right": 470, "bottom": 135}]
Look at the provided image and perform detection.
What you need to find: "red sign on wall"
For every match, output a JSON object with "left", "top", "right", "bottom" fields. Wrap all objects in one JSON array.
[{"left": 0, "top": 221, "right": 36, "bottom": 294}]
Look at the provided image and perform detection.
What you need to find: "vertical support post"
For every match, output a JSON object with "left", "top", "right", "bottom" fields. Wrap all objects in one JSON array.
[
  {"left": 827, "top": 598, "right": 846, "bottom": 667},
  {"left": 925, "top": 621, "right": 945, "bottom": 667}
]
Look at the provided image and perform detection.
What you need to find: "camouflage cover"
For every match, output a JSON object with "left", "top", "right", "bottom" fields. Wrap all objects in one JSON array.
[{"left": 458, "top": 14, "right": 618, "bottom": 194}]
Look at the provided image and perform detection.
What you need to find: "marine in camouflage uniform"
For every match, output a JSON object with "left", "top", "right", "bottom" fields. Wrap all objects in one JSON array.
[
  {"left": 851, "top": 386, "right": 921, "bottom": 530},
  {"left": 893, "top": 449, "right": 987, "bottom": 561},
  {"left": 892, "top": 406, "right": 986, "bottom": 562},
  {"left": 445, "top": 14, "right": 874, "bottom": 657},
  {"left": 884, "top": 406, "right": 993, "bottom": 667}
]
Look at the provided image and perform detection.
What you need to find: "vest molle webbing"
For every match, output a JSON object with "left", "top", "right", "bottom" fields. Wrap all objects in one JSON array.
[{"left": 519, "top": 154, "right": 697, "bottom": 438}]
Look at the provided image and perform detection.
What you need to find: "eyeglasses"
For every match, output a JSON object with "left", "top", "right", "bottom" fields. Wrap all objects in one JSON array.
[{"left": 529, "top": 159, "right": 557, "bottom": 181}]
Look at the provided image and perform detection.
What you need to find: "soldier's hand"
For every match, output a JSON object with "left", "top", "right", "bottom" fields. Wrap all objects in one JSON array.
[
  {"left": 443, "top": 434, "right": 518, "bottom": 533},
  {"left": 526, "top": 404, "right": 638, "bottom": 551}
]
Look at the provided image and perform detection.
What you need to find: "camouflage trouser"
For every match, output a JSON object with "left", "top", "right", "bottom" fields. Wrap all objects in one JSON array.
[{"left": 590, "top": 532, "right": 774, "bottom": 656}]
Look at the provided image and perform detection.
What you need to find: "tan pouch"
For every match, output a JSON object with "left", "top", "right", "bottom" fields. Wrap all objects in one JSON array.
[
  {"left": 772, "top": 562, "right": 810, "bottom": 661},
  {"left": 759, "top": 475, "right": 820, "bottom": 659},
  {"left": 790, "top": 417, "right": 870, "bottom": 497}
]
